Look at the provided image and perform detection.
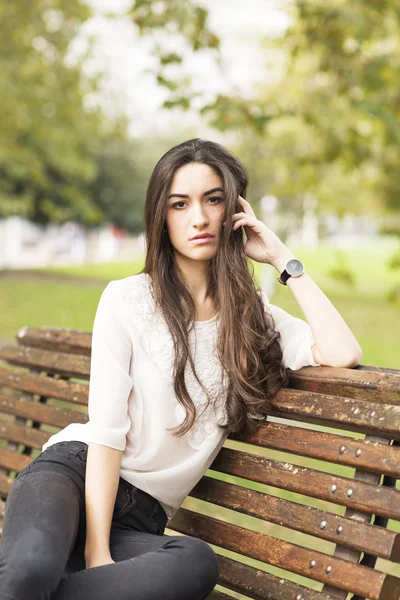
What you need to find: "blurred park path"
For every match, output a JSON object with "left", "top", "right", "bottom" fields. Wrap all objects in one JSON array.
[{"left": 0, "top": 269, "right": 108, "bottom": 287}]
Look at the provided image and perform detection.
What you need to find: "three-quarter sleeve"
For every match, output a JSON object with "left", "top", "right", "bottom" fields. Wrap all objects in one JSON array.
[
  {"left": 260, "top": 290, "right": 321, "bottom": 370},
  {"left": 85, "top": 280, "right": 134, "bottom": 451}
]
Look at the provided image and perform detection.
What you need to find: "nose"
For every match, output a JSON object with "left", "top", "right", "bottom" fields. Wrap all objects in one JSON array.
[{"left": 191, "top": 204, "right": 209, "bottom": 228}]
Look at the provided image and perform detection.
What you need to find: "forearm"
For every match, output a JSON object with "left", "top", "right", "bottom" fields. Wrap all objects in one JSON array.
[
  {"left": 84, "top": 442, "right": 123, "bottom": 561},
  {"left": 270, "top": 248, "right": 362, "bottom": 368}
]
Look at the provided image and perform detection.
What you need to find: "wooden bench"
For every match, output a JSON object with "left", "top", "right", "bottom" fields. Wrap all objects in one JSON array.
[{"left": 0, "top": 325, "right": 399, "bottom": 600}]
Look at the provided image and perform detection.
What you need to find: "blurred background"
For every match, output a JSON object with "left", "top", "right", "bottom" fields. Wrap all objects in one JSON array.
[
  {"left": 1, "top": 0, "right": 400, "bottom": 368},
  {"left": 1, "top": 1, "right": 400, "bottom": 594}
]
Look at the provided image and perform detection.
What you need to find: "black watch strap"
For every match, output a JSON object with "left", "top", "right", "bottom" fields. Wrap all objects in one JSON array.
[{"left": 277, "top": 269, "right": 291, "bottom": 285}]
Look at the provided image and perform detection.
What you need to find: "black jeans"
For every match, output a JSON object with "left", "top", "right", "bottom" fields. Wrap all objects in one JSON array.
[{"left": 0, "top": 441, "right": 219, "bottom": 600}]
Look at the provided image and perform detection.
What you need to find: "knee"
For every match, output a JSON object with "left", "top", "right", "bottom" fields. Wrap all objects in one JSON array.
[
  {"left": 180, "top": 536, "right": 219, "bottom": 589},
  {"left": 0, "top": 545, "right": 61, "bottom": 599}
]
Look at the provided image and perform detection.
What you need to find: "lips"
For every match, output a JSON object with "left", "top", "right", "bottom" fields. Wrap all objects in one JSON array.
[{"left": 190, "top": 234, "right": 215, "bottom": 240}]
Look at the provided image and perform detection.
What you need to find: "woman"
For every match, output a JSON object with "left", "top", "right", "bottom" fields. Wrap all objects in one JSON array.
[{"left": 0, "top": 138, "right": 362, "bottom": 600}]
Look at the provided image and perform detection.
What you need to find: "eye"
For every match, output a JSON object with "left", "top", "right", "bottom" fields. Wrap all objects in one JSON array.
[
  {"left": 171, "top": 197, "right": 223, "bottom": 210},
  {"left": 171, "top": 201, "right": 185, "bottom": 210}
]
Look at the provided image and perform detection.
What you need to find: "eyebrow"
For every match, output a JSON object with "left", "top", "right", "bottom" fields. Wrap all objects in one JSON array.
[{"left": 168, "top": 187, "right": 224, "bottom": 200}]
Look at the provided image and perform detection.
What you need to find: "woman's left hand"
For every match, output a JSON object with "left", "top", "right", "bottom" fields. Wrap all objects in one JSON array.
[
  {"left": 225, "top": 195, "right": 289, "bottom": 265},
  {"left": 85, "top": 551, "right": 115, "bottom": 569}
]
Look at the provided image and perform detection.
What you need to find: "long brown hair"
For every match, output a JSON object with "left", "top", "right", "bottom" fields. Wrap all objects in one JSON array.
[{"left": 139, "top": 138, "right": 288, "bottom": 438}]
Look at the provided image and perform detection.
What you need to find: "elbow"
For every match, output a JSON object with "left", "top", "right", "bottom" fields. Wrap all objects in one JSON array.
[
  {"left": 86, "top": 421, "right": 130, "bottom": 452},
  {"left": 333, "top": 347, "right": 362, "bottom": 369},
  {"left": 349, "top": 349, "right": 362, "bottom": 368}
]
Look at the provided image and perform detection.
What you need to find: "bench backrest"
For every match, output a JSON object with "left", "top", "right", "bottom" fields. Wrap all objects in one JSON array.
[{"left": 0, "top": 326, "right": 400, "bottom": 600}]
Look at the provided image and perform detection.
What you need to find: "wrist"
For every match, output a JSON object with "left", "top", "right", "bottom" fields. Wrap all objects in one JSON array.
[
  {"left": 271, "top": 249, "right": 296, "bottom": 273},
  {"left": 85, "top": 553, "right": 115, "bottom": 569},
  {"left": 84, "top": 546, "right": 112, "bottom": 560}
]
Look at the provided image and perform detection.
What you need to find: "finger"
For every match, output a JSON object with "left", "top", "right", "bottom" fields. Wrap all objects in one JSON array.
[
  {"left": 236, "top": 198, "right": 255, "bottom": 216},
  {"left": 233, "top": 216, "right": 256, "bottom": 230}
]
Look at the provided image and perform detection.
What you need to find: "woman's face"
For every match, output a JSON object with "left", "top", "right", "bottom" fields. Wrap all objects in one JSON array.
[{"left": 165, "top": 162, "right": 225, "bottom": 263}]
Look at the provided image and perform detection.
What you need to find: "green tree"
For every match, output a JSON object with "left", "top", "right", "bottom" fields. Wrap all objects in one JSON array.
[
  {"left": 0, "top": 1, "right": 105, "bottom": 224},
  {"left": 0, "top": 0, "right": 222, "bottom": 227},
  {"left": 255, "top": 1, "right": 400, "bottom": 215}
]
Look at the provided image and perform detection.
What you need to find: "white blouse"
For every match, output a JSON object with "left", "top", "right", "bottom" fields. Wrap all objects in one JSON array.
[{"left": 42, "top": 273, "right": 320, "bottom": 520}]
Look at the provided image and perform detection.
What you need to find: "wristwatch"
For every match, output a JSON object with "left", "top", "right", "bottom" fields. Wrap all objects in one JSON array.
[{"left": 277, "top": 258, "right": 304, "bottom": 285}]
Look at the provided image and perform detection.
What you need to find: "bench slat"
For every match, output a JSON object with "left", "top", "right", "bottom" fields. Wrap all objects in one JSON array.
[
  {"left": 0, "top": 367, "right": 88, "bottom": 405},
  {"left": 15, "top": 327, "right": 400, "bottom": 403},
  {"left": 271, "top": 388, "right": 400, "bottom": 440},
  {"left": 217, "top": 554, "right": 333, "bottom": 600},
  {"left": 17, "top": 326, "right": 92, "bottom": 356},
  {"left": 190, "top": 476, "right": 400, "bottom": 562},
  {"left": 289, "top": 366, "right": 400, "bottom": 404},
  {"left": 0, "top": 421, "right": 50, "bottom": 450},
  {"left": 169, "top": 508, "right": 400, "bottom": 600},
  {"left": 0, "top": 448, "right": 32, "bottom": 473},
  {"left": 0, "top": 346, "right": 90, "bottom": 379},
  {"left": 206, "top": 591, "right": 238, "bottom": 600},
  {"left": 231, "top": 421, "right": 400, "bottom": 478},
  {"left": 0, "top": 358, "right": 400, "bottom": 439},
  {"left": 0, "top": 472, "right": 15, "bottom": 497},
  {"left": 211, "top": 447, "right": 400, "bottom": 520},
  {"left": 0, "top": 394, "right": 86, "bottom": 436},
  {"left": 2, "top": 385, "right": 398, "bottom": 478}
]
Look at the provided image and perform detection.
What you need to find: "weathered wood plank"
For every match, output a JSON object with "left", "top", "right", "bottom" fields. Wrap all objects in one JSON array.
[
  {"left": 0, "top": 393, "right": 87, "bottom": 429},
  {"left": 206, "top": 591, "right": 236, "bottom": 600},
  {"left": 210, "top": 447, "right": 400, "bottom": 520},
  {"left": 16, "top": 326, "right": 92, "bottom": 356},
  {"left": 0, "top": 345, "right": 90, "bottom": 379},
  {"left": 190, "top": 476, "right": 400, "bottom": 562},
  {"left": 288, "top": 365, "right": 400, "bottom": 405},
  {"left": 270, "top": 388, "right": 400, "bottom": 440},
  {"left": 231, "top": 421, "right": 400, "bottom": 478},
  {"left": 0, "top": 471, "right": 15, "bottom": 497},
  {"left": 216, "top": 554, "right": 334, "bottom": 600},
  {"left": 169, "top": 509, "right": 400, "bottom": 600},
  {"left": 321, "top": 435, "right": 397, "bottom": 599},
  {"left": 0, "top": 448, "right": 32, "bottom": 473},
  {"left": 0, "top": 421, "right": 49, "bottom": 450},
  {"left": 0, "top": 368, "right": 88, "bottom": 405}
]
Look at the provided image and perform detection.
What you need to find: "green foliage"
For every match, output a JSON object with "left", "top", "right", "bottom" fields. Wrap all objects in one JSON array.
[
  {"left": 0, "top": 1, "right": 105, "bottom": 225},
  {"left": 200, "top": 97, "right": 274, "bottom": 135},
  {"left": 5, "top": 0, "right": 399, "bottom": 239},
  {"left": 0, "top": 0, "right": 224, "bottom": 229},
  {"left": 128, "top": 0, "right": 221, "bottom": 111},
  {"left": 266, "top": 1, "right": 400, "bottom": 212},
  {"left": 88, "top": 129, "right": 148, "bottom": 233},
  {"left": 327, "top": 250, "right": 356, "bottom": 288}
]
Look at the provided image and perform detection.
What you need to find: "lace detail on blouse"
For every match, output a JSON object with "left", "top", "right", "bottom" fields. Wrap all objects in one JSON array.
[{"left": 120, "top": 274, "right": 229, "bottom": 451}]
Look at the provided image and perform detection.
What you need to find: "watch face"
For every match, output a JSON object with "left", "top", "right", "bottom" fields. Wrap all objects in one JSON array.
[{"left": 286, "top": 259, "right": 304, "bottom": 277}]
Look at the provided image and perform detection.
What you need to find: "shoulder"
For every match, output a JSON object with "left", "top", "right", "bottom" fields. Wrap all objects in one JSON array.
[
  {"left": 96, "top": 273, "right": 150, "bottom": 321},
  {"left": 92, "top": 274, "right": 152, "bottom": 341},
  {"left": 117, "top": 272, "right": 151, "bottom": 306},
  {"left": 108, "top": 273, "right": 155, "bottom": 335},
  {"left": 101, "top": 273, "right": 149, "bottom": 302}
]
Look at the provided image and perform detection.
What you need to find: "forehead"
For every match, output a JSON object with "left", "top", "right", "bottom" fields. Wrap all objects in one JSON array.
[{"left": 169, "top": 163, "right": 222, "bottom": 193}]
